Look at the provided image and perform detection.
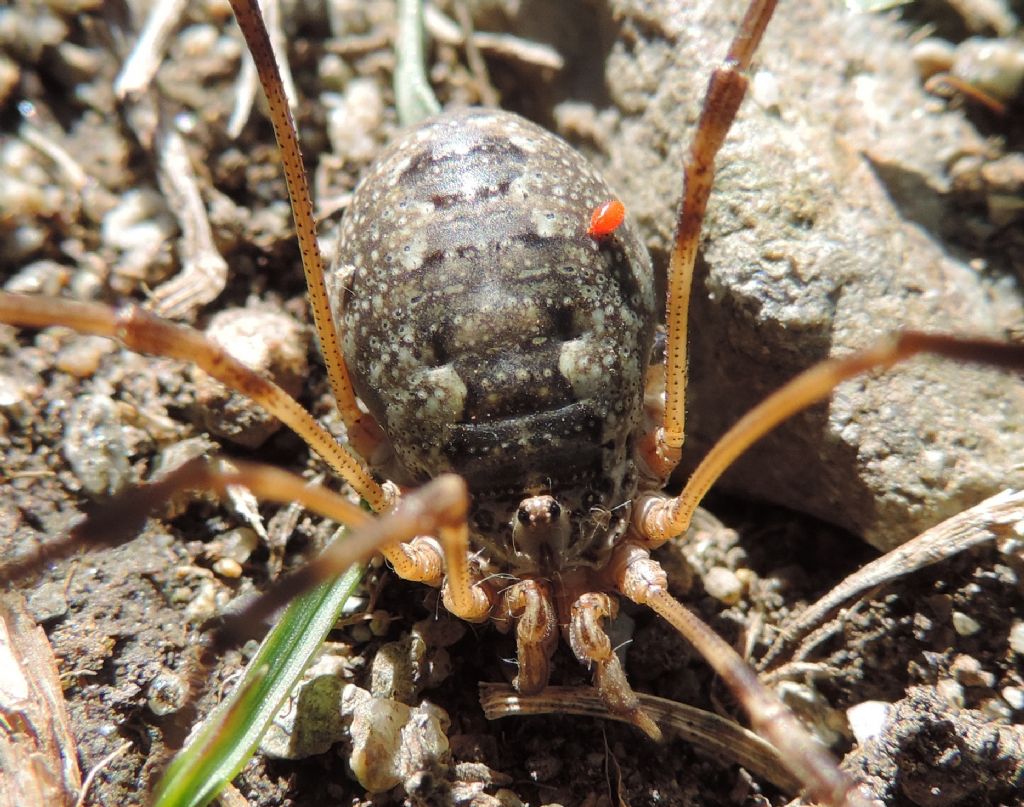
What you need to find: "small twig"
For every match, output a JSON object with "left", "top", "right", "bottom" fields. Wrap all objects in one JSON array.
[
  {"left": 423, "top": 6, "right": 564, "bottom": 72},
  {"left": 326, "top": 31, "right": 392, "bottom": 57},
  {"left": 228, "top": 37, "right": 260, "bottom": 139},
  {"left": 74, "top": 740, "right": 132, "bottom": 807},
  {"left": 473, "top": 32, "right": 565, "bottom": 72},
  {"left": 19, "top": 110, "right": 90, "bottom": 193},
  {"left": 760, "top": 660, "right": 848, "bottom": 687},
  {"left": 228, "top": 0, "right": 298, "bottom": 138},
  {"left": 760, "top": 488, "right": 1024, "bottom": 669},
  {"left": 453, "top": 1, "right": 499, "bottom": 107},
  {"left": 479, "top": 682, "right": 802, "bottom": 795},
  {"left": 780, "top": 590, "right": 877, "bottom": 670},
  {"left": 114, "top": 0, "right": 189, "bottom": 99},
  {"left": 148, "top": 117, "right": 229, "bottom": 319}
]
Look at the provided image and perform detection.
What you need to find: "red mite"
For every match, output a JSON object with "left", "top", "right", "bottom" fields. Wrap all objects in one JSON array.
[{"left": 587, "top": 199, "right": 626, "bottom": 238}]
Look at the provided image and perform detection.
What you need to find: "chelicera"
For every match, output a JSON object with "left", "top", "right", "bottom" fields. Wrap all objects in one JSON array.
[{"left": 3, "top": 0, "right": 1024, "bottom": 805}]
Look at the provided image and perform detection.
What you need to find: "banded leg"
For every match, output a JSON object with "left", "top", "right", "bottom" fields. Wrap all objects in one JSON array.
[
  {"left": 0, "top": 292, "right": 389, "bottom": 512},
  {"left": 637, "top": 332, "right": 1024, "bottom": 545},
  {"left": 647, "top": 0, "right": 779, "bottom": 479},
  {"left": 610, "top": 543, "right": 867, "bottom": 807},
  {"left": 227, "top": 0, "right": 384, "bottom": 461},
  {"left": 567, "top": 592, "right": 661, "bottom": 741},
  {"left": 0, "top": 455, "right": 480, "bottom": 650}
]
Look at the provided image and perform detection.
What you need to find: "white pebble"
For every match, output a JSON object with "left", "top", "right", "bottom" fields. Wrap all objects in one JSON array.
[
  {"left": 1002, "top": 686, "right": 1024, "bottom": 710},
  {"left": 1009, "top": 621, "right": 1024, "bottom": 654},
  {"left": 952, "top": 611, "right": 981, "bottom": 636},
  {"left": 703, "top": 567, "right": 743, "bottom": 605},
  {"left": 212, "top": 558, "right": 243, "bottom": 579},
  {"left": 847, "top": 700, "right": 892, "bottom": 745}
]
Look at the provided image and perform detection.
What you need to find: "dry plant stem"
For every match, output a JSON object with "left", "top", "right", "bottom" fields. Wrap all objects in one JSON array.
[
  {"left": 227, "top": 38, "right": 260, "bottom": 140},
  {"left": 19, "top": 110, "right": 89, "bottom": 192},
  {"left": 422, "top": 7, "right": 565, "bottom": 71},
  {"left": 640, "top": 332, "right": 1024, "bottom": 544},
  {"left": 73, "top": 741, "right": 132, "bottom": 807},
  {"left": 453, "top": 1, "right": 499, "bottom": 108},
  {"left": 613, "top": 547, "right": 866, "bottom": 807},
  {"left": 228, "top": 0, "right": 299, "bottom": 138},
  {"left": 227, "top": 0, "right": 383, "bottom": 462},
  {"left": 657, "top": 0, "right": 778, "bottom": 476},
  {"left": 396, "top": 0, "right": 442, "bottom": 123},
  {"left": 761, "top": 487, "right": 1024, "bottom": 671},
  {"left": 471, "top": 32, "right": 565, "bottom": 71},
  {"left": 0, "top": 595, "right": 82, "bottom": 807},
  {"left": 149, "top": 120, "right": 229, "bottom": 319},
  {"left": 0, "top": 293, "right": 386, "bottom": 510},
  {"left": 114, "top": 0, "right": 189, "bottom": 99},
  {"left": 478, "top": 683, "right": 802, "bottom": 795}
]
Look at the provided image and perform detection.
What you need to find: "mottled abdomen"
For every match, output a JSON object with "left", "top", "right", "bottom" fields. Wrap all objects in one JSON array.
[{"left": 332, "top": 108, "right": 655, "bottom": 570}]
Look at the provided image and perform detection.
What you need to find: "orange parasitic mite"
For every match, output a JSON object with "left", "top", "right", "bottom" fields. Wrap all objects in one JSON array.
[{"left": 587, "top": 199, "right": 626, "bottom": 238}]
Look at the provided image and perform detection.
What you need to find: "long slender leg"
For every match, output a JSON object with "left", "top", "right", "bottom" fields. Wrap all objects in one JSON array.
[
  {"left": 644, "top": 0, "right": 779, "bottom": 480},
  {"left": 610, "top": 543, "right": 867, "bottom": 807},
  {"left": 0, "top": 298, "right": 496, "bottom": 640},
  {"left": 0, "top": 292, "right": 389, "bottom": 512},
  {"left": 637, "top": 333, "right": 1024, "bottom": 545},
  {"left": 0, "top": 455, "right": 482, "bottom": 649},
  {"left": 567, "top": 592, "right": 661, "bottom": 741},
  {"left": 227, "top": 0, "right": 384, "bottom": 461},
  {"left": 1, "top": 457, "right": 421, "bottom": 585}
]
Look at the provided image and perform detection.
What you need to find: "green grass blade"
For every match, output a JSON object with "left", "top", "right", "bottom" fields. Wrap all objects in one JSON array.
[{"left": 153, "top": 556, "right": 365, "bottom": 807}]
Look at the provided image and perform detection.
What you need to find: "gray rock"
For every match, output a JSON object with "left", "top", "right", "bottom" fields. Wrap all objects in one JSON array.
[{"left": 582, "top": 0, "right": 1024, "bottom": 550}]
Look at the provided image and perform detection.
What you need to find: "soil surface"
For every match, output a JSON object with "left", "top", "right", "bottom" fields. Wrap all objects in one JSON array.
[{"left": 1, "top": 1, "right": 1023, "bottom": 806}]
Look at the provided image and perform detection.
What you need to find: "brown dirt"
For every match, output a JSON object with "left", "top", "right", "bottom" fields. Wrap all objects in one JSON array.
[{"left": 1, "top": 1, "right": 1022, "bottom": 806}]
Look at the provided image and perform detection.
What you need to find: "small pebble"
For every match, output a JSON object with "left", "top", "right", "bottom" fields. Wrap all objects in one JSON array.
[
  {"left": 3, "top": 259, "right": 71, "bottom": 295},
  {"left": 62, "top": 393, "right": 130, "bottom": 497},
  {"left": 212, "top": 557, "right": 243, "bottom": 578},
  {"left": 27, "top": 581, "right": 68, "bottom": 623},
  {"left": 950, "top": 654, "right": 996, "bottom": 688},
  {"left": 952, "top": 611, "right": 982, "bottom": 636},
  {"left": 340, "top": 684, "right": 451, "bottom": 793},
  {"left": 218, "top": 527, "right": 258, "bottom": 563},
  {"left": 1001, "top": 686, "right": 1024, "bottom": 710},
  {"left": 350, "top": 623, "right": 372, "bottom": 643},
  {"left": 147, "top": 670, "right": 187, "bottom": 716},
  {"left": 847, "top": 700, "right": 891, "bottom": 745},
  {"left": 494, "top": 790, "right": 525, "bottom": 807},
  {"left": 1008, "top": 621, "right": 1024, "bottom": 654},
  {"left": 912, "top": 37, "right": 955, "bottom": 81},
  {"left": 170, "top": 586, "right": 192, "bottom": 604},
  {"left": 184, "top": 579, "right": 219, "bottom": 623},
  {"left": 195, "top": 306, "right": 309, "bottom": 448},
  {"left": 703, "top": 566, "right": 743, "bottom": 605},
  {"left": 951, "top": 37, "right": 1024, "bottom": 104}
]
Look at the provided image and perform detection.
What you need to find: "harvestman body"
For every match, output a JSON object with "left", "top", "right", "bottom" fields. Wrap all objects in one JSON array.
[{"left": 3, "top": 1, "right": 1024, "bottom": 805}]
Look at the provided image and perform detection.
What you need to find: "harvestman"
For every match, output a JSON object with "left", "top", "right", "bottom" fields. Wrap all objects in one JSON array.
[{"left": 2, "top": 1, "right": 1024, "bottom": 805}]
